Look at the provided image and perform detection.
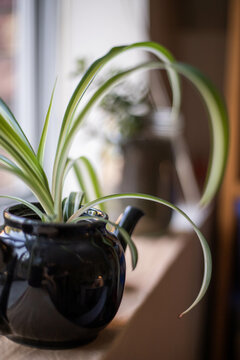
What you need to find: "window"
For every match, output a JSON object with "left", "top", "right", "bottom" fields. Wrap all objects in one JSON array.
[
  {"left": 55, "top": 0, "right": 149, "bottom": 198},
  {"left": 0, "top": 0, "right": 148, "bottom": 203},
  {"left": 0, "top": 0, "right": 59, "bottom": 200},
  {"left": 0, "top": 0, "right": 19, "bottom": 194}
]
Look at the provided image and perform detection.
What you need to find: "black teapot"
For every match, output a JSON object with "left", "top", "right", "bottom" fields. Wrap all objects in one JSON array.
[{"left": 0, "top": 203, "right": 143, "bottom": 349}]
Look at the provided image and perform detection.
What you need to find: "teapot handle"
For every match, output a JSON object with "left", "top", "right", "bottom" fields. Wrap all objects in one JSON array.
[{"left": 0, "top": 236, "right": 16, "bottom": 335}]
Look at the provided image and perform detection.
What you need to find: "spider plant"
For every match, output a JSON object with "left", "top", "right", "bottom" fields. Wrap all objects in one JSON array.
[{"left": 0, "top": 41, "right": 228, "bottom": 317}]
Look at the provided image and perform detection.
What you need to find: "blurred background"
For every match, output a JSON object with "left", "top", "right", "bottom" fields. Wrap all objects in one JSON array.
[{"left": 0, "top": 0, "right": 238, "bottom": 359}]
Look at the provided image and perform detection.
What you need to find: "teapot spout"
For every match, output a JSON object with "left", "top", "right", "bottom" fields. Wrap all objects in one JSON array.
[{"left": 114, "top": 206, "right": 144, "bottom": 251}]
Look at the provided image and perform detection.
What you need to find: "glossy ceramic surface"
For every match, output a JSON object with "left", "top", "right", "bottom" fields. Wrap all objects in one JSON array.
[{"left": 0, "top": 204, "right": 126, "bottom": 349}]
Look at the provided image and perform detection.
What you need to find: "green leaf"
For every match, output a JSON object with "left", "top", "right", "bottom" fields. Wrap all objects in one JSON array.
[
  {"left": 0, "top": 154, "right": 18, "bottom": 169},
  {"left": 0, "top": 155, "right": 54, "bottom": 215},
  {"left": 67, "top": 192, "right": 212, "bottom": 316},
  {"left": 53, "top": 61, "right": 168, "bottom": 217},
  {"left": 0, "top": 115, "right": 49, "bottom": 187},
  {"left": 173, "top": 63, "right": 229, "bottom": 206},
  {"left": 0, "top": 98, "right": 35, "bottom": 152},
  {"left": 53, "top": 60, "right": 228, "bottom": 218},
  {"left": 0, "top": 114, "right": 54, "bottom": 214},
  {"left": 0, "top": 195, "right": 47, "bottom": 221},
  {"left": 70, "top": 215, "right": 138, "bottom": 269},
  {"left": 54, "top": 155, "right": 106, "bottom": 221},
  {"left": 72, "top": 156, "right": 106, "bottom": 212},
  {"left": 64, "top": 42, "right": 180, "bottom": 140},
  {"left": 52, "top": 41, "right": 181, "bottom": 197},
  {"left": 0, "top": 142, "right": 53, "bottom": 214},
  {"left": 62, "top": 191, "right": 84, "bottom": 222},
  {"left": 72, "top": 160, "right": 89, "bottom": 203},
  {"left": 37, "top": 79, "right": 57, "bottom": 166}
]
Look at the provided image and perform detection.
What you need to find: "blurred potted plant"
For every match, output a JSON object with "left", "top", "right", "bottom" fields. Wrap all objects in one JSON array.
[{"left": 0, "top": 41, "right": 228, "bottom": 349}]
